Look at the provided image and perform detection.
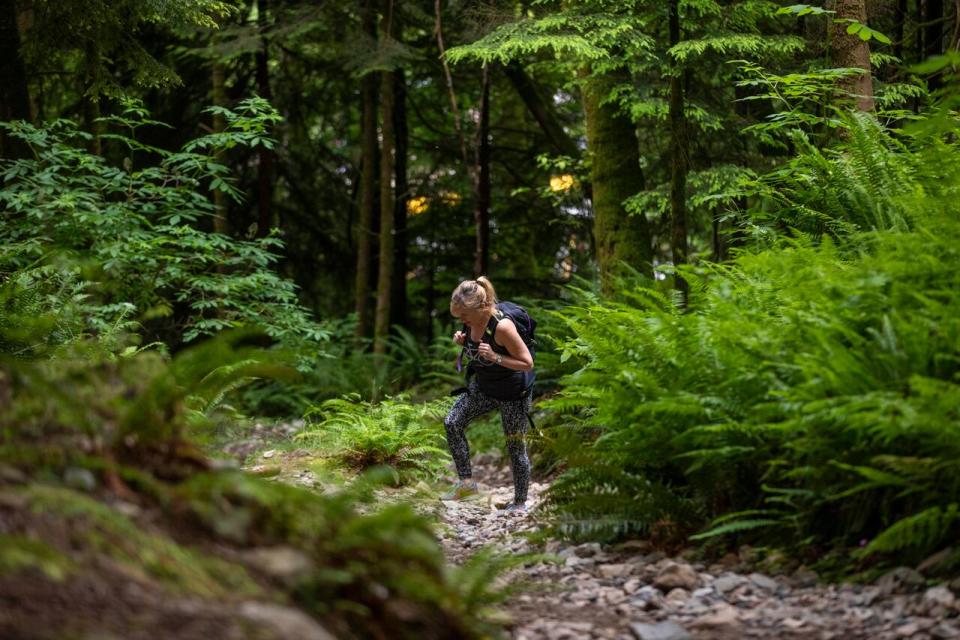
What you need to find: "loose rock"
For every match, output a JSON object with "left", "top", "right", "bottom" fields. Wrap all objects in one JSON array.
[
  {"left": 653, "top": 563, "right": 700, "bottom": 592},
  {"left": 629, "top": 621, "right": 692, "bottom": 640}
]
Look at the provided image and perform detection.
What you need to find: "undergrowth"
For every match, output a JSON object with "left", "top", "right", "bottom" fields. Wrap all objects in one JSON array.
[{"left": 542, "top": 112, "right": 960, "bottom": 570}]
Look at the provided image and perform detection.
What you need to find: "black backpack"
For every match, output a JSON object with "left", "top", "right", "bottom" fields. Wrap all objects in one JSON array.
[{"left": 496, "top": 301, "right": 537, "bottom": 360}]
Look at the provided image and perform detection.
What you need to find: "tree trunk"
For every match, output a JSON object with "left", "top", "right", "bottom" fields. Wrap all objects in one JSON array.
[
  {"left": 255, "top": 0, "right": 274, "bottom": 237},
  {"left": 83, "top": 39, "right": 102, "bottom": 156},
  {"left": 354, "top": 0, "right": 378, "bottom": 341},
  {"left": 391, "top": 66, "right": 409, "bottom": 331},
  {"left": 373, "top": 0, "right": 395, "bottom": 358},
  {"left": 0, "top": 0, "right": 31, "bottom": 158},
  {"left": 925, "top": 0, "right": 945, "bottom": 90},
  {"left": 503, "top": 61, "right": 592, "bottom": 201},
  {"left": 473, "top": 64, "right": 491, "bottom": 278},
  {"left": 832, "top": 0, "right": 875, "bottom": 111},
  {"left": 503, "top": 62, "right": 579, "bottom": 158},
  {"left": 893, "top": 0, "right": 907, "bottom": 65},
  {"left": 669, "top": 0, "right": 689, "bottom": 304},
  {"left": 580, "top": 67, "right": 652, "bottom": 292},
  {"left": 212, "top": 46, "right": 229, "bottom": 236}
]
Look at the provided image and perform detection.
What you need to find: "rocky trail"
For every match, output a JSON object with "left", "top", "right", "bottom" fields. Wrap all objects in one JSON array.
[{"left": 437, "top": 457, "right": 960, "bottom": 640}]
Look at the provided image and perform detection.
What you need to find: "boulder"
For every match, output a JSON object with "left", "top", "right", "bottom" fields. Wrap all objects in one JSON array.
[
  {"left": 598, "top": 563, "right": 633, "bottom": 580},
  {"left": 877, "top": 567, "right": 926, "bottom": 596},
  {"left": 241, "top": 546, "right": 314, "bottom": 587},
  {"left": 238, "top": 602, "right": 335, "bottom": 640},
  {"left": 690, "top": 603, "right": 743, "bottom": 640},
  {"left": 713, "top": 574, "right": 744, "bottom": 595},
  {"left": 629, "top": 621, "right": 692, "bottom": 640},
  {"left": 924, "top": 585, "right": 956, "bottom": 609},
  {"left": 653, "top": 562, "right": 700, "bottom": 592},
  {"left": 749, "top": 572, "right": 779, "bottom": 592}
]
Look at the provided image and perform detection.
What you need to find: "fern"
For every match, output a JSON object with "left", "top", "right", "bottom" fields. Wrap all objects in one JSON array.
[
  {"left": 541, "top": 110, "right": 960, "bottom": 560},
  {"left": 298, "top": 395, "right": 451, "bottom": 484},
  {"left": 860, "top": 505, "right": 960, "bottom": 557}
]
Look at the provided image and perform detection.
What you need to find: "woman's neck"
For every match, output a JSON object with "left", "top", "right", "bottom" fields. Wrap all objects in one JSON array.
[{"left": 469, "top": 309, "right": 493, "bottom": 337}]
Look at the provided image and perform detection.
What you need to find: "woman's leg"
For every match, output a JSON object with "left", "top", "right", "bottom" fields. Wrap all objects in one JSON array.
[
  {"left": 443, "top": 383, "right": 497, "bottom": 480},
  {"left": 500, "top": 391, "right": 533, "bottom": 504}
]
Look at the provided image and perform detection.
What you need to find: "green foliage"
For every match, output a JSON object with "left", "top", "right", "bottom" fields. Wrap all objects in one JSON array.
[
  {"left": 0, "top": 333, "right": 499, "bottom": 638},
  {"left": 22, "top": 484, "right": 261, "bottom": 596},
  {"left": 445, "top": 11, "right": 653, "bottom": 65},
  {"left": 860, "top": 505, "right": 960, "bottom": 557},
  {"left": 0, "top": 534, "right": 74, "bottom": 581},
  {"left": 735, "top": 112, "right": 918, "bottom": 237},
  {"left": 0, "top": 100, "right": 329, "bottom": 363},
  {"left": 21, "top": 0, "right": 235, "bottom": 95},
  {"left": 298, "top": 394, "right": 451, "bottom": 485},
  {"left": 543, "top": 111, "right": 960, "bottom": 562}
]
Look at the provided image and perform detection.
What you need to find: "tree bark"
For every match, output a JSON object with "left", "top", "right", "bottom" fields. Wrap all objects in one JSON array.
[
  {"left": 391, "top": 66, "right": 409, "bottom": 331},
  {"left": 925, "top": 0, "right": 945, "bottom": 90},
  {"left": 832, "top": 0, "right": 875, "bottom": 111},
  {"left": 255, "top": 0, "right": 274, "bottom": 237},
  {"left": 893, "top": 0, "right": 907, "bottom": 65},
  {"left": 669, "top": 0, "right": 689, "bottom": 304},
  {"left": 83, "top": 39, "right": 103, "bottom": 156},
  {"left": 373, "top": 0, "right": 395, "bottom": 358},
  {"left": 503, "top": 61, "right": 592, "bottom": 200},
  {"left": 502, "top": 61, "right": 579, "bottom": 158},
  {"left": 212, "top": 43, "right": 229, "bottom": 236},
  {"left": 580, "top": 67, "right": 652, "bottom": 292},
  {"left": 473, "top": 64, "right": 491, "bottom": 278},
  {"left": 354, "top": 0, "right": 378, "bottom": 341},
  {"left": 0, "top": 0, "right": 31, "bottom": 158}
]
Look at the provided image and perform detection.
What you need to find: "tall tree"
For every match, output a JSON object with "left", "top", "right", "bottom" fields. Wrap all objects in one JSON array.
[
  {"left": 373, "top": 0, "right": 396, "bottom": 357},
  {"left": 391, "top": 66, "right": 409, "bottom": 330},
  {"left": 212, "top": 35, "right": 229, "bottom": 236},
  {"left": 0, "top": 0, "right": 31, "bottom": 158},
  {"left": 925, "top": 0, "right": 945, "bottom": 90},
  {"left": 255, "top": 0, "right": 274, "bottom": 236},
  {"left": 581, "top": 66, "right": 652, "bottom": 291},
  {"left": 355, "top": 0, "right": 379, "bottom": 340},
  {"left": 832, "top": 0, "right": 875, "bottom": 111},
  {"left": 473, "top": 64, "right": 491, "bottom": 278},
  {"left": 668, "top": 0, "right": 688, "bottom": 302},
  {"left": 502, "top": 61, "right": 580, "bottom": 159}
]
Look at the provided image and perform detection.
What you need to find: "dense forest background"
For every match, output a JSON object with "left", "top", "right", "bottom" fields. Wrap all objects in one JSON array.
[{"left": 2, "top": 0, "right": 960, "bottom": 637}]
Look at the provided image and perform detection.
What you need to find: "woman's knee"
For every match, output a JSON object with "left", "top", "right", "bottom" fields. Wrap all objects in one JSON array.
[{"left": 444, "top": 414, "right": 463, "bottom": 434}]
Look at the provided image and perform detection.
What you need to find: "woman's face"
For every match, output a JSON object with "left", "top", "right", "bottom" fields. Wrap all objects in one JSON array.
[{"left": 453, "top": 307, "right": 488, "bottom": 331}]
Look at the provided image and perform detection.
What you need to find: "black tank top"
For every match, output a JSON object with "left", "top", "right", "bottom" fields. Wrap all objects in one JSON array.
[{"left": 464, "top": 310, "right": 529, "bottom": 400}]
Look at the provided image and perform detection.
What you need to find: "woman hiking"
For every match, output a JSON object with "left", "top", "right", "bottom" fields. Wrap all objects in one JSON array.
[{"left": 442, "top": 277, "right": 535, "bottom": 513}]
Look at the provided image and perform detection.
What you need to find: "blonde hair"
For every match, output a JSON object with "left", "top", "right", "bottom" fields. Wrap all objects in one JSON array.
[{"left": 450, "top": 276, "right": 498, "bottom": 315}]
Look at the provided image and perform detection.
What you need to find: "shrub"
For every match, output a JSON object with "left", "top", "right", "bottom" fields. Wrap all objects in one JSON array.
[
  {"left": 298, "top": 394, "right": 451, "bottom": 485},
  {"left": 0, "top": 99, "right": 329, "bottom": 362},
  {"left": 543, "top": 112, "right": 960, "bottom": 565}
]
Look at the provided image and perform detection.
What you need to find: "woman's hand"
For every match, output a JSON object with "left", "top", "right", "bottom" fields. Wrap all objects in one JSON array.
[
  {"left": 453, "top": 330, "right": 466, "bottom": 346},
  {"left": 477, "top": 342, "right": 496, "bottom": 363}
]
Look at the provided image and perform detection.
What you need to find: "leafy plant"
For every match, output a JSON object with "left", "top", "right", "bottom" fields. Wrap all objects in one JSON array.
[
  {"left": 542, "top": 109, "right": 960, "bottom": 563},
  {"left": 0, "top": 332, "right": 500, "bottom": 639},
  {"left": 298, "top": 394, "right": 451, "bottom": 485},
  {"left": 0, "top": 99, "right": 328, "bottom": 363}
]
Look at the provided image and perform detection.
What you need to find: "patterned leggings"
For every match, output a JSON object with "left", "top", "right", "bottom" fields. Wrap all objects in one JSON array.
[{"left": 444, "top": 380, "right": 532, "bottom": 504}]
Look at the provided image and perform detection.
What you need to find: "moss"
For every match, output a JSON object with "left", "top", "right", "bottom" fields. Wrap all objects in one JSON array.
[
  {"left": 22, "top": 485, "right": 261, "bottom": 598},
  {"left": 0, "top": 534, "right": 74, "bottom": 580}
]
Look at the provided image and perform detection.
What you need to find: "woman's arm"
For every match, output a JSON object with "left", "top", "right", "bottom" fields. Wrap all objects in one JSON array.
[{"left": 477, "top": 318, "right": 533, "bottom": 371}]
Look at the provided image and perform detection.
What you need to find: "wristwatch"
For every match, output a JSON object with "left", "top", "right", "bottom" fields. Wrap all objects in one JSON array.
[{"left": 496, "top": 353, "right": 503, "bottom": 365}]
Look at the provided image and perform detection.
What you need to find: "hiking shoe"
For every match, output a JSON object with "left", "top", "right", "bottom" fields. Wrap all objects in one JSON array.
[
  {"left": 498, "top": 502, "right": 528, "bottom": 514},
  {"left": 441, "top": 479, "right": 479, "bottom": 501}
]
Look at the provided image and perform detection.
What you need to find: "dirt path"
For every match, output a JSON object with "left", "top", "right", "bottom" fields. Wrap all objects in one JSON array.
[{"left": 437, "top": 459, "right": 960, "bottom": 640}]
